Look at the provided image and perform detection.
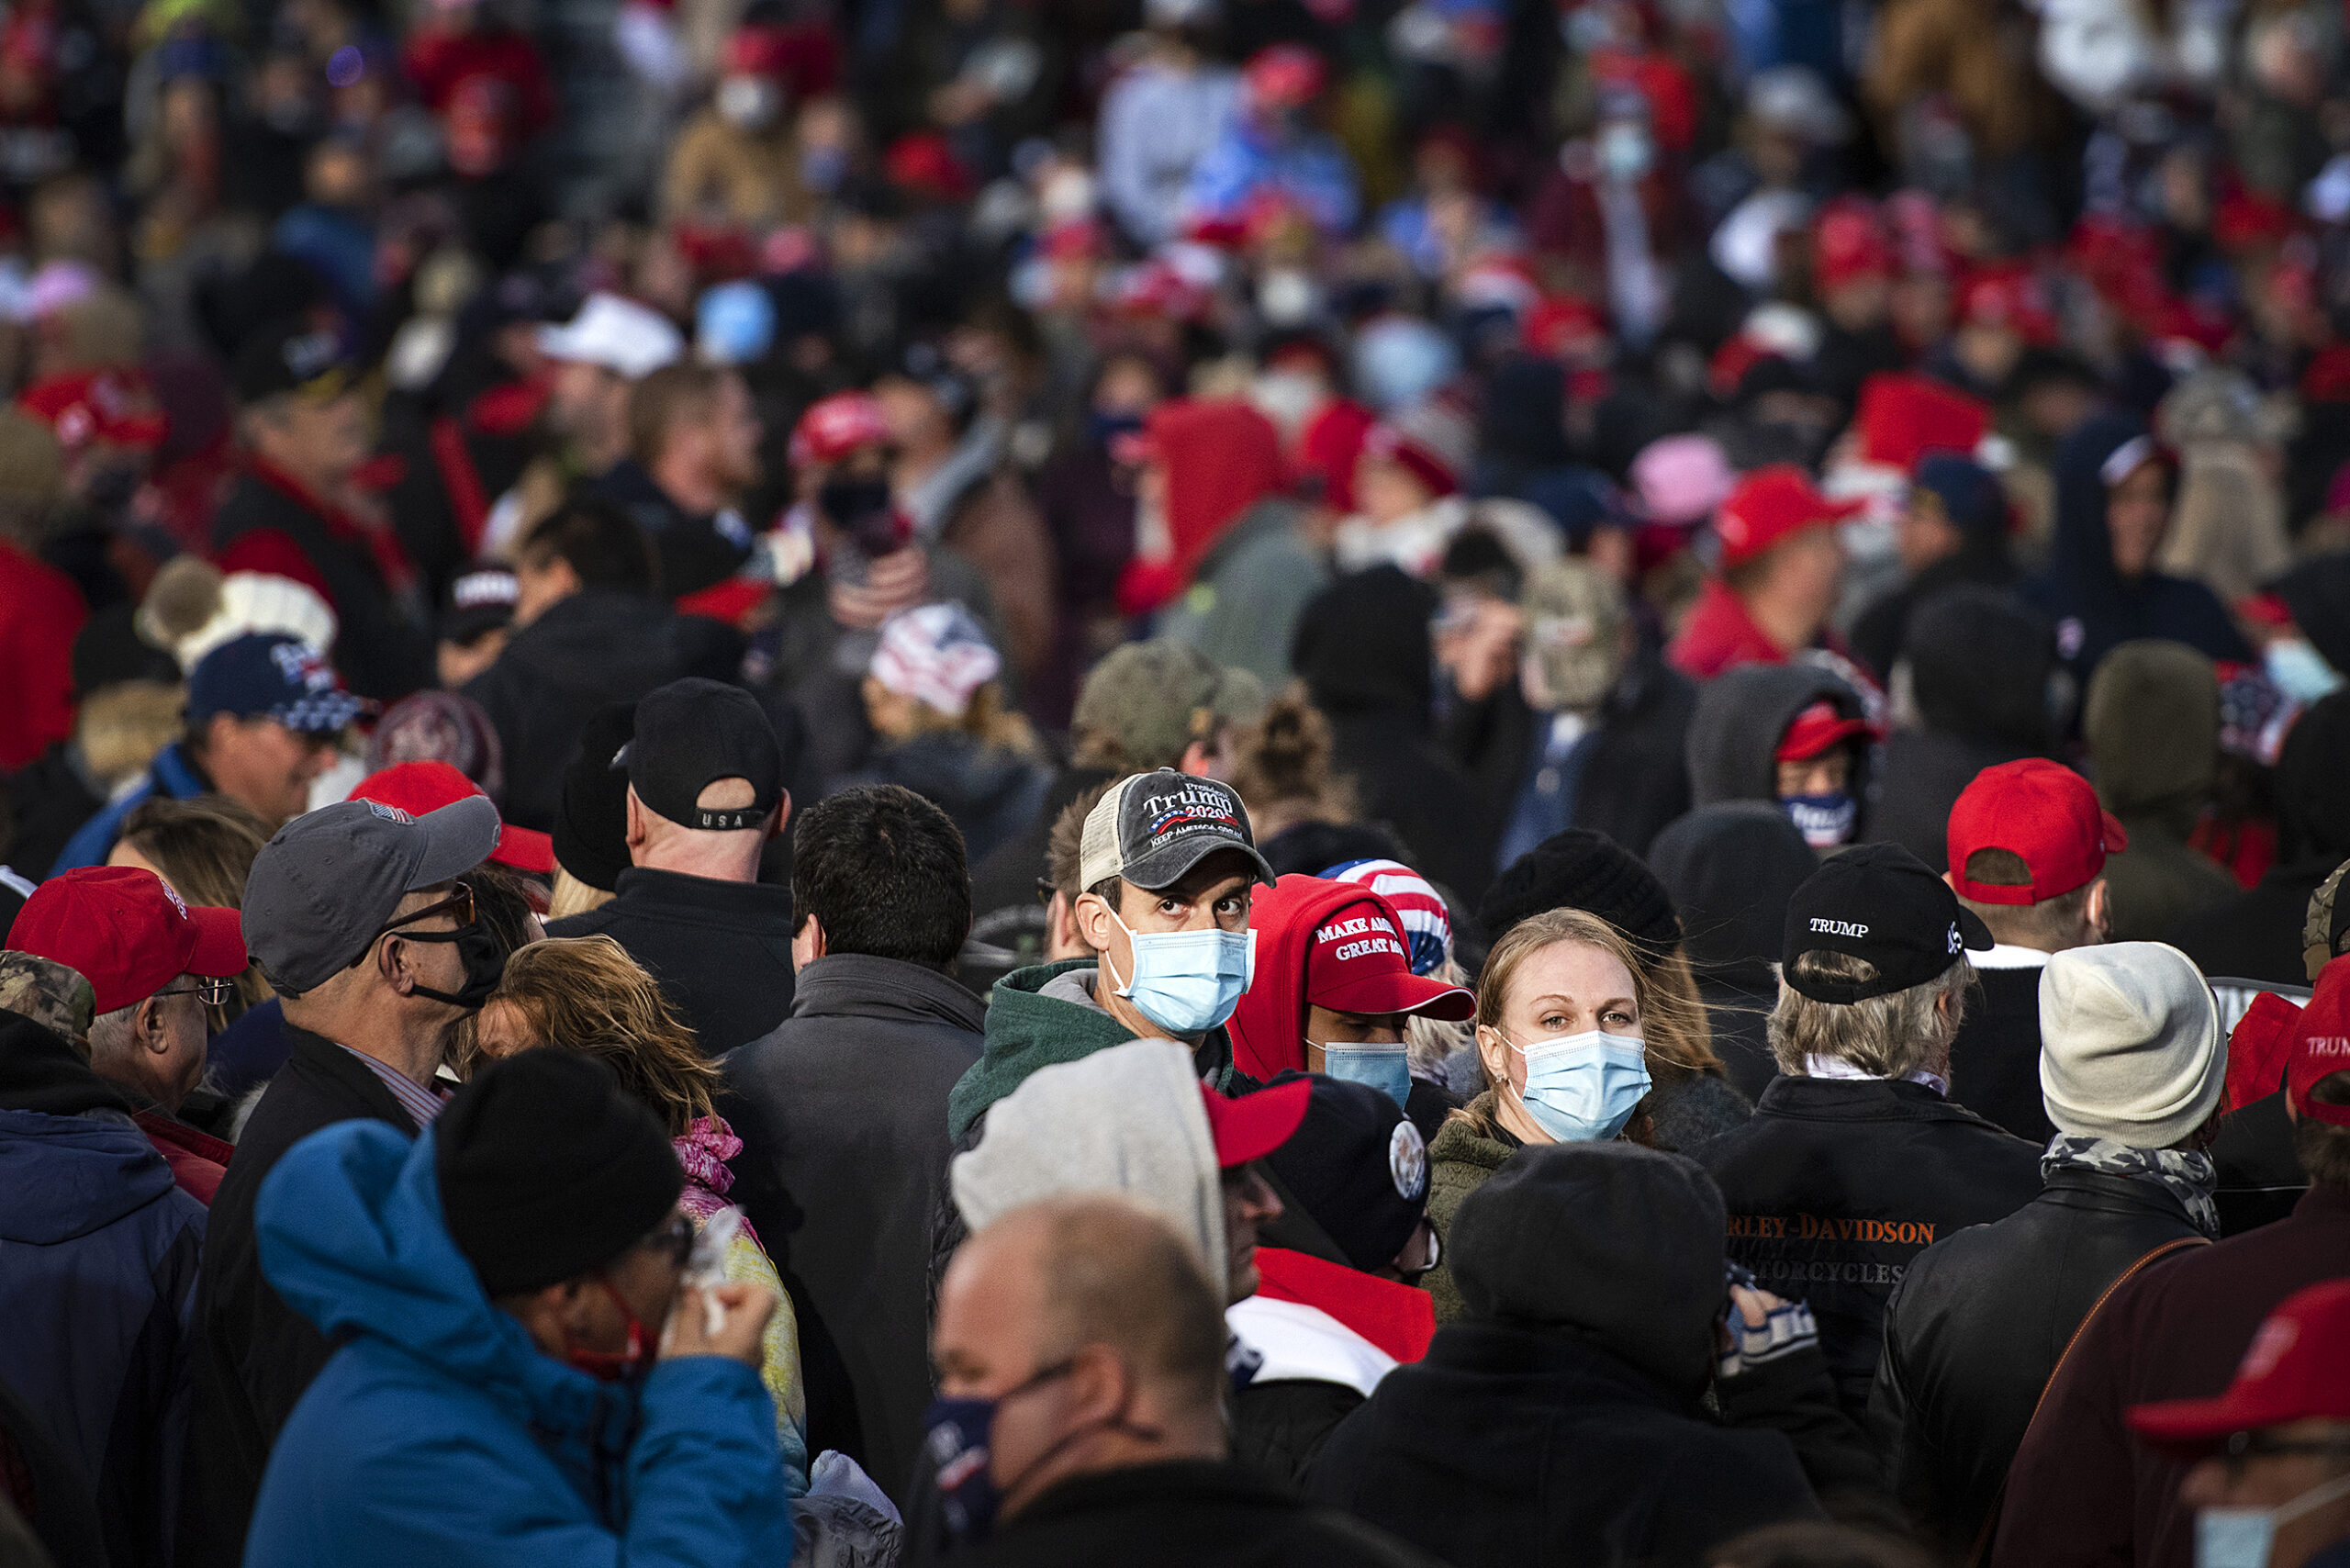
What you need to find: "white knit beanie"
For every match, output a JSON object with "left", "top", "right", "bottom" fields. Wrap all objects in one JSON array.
[{"left": 2039, "top": 942, "right": 2225, "bottom": 1147}]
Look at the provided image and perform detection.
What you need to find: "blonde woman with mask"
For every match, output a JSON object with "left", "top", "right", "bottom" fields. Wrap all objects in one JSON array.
[{"left": 1421, "top": 906, "right": 1707, "bottom": 1322}]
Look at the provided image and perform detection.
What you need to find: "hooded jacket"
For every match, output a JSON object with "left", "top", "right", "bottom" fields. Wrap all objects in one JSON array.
[
  {"left": 2172, "top": 689, "right": 2350, "bottom": 985},
  {"left": 949, "top": 959, "right": 1167, "bottom": 1142},
  {"left": 1867, "top": 587, "right": 2055, "bottom": 873},
  {"left": 2083, "top": 640, "right": 2242, "bottom": 944},
  {"left": 1650, "top": 802, "right": 1818, "bottom": 1099},
  {"left": 241, "top": 1118, "right": 793, "bottom": 1568},
  {"left": 1292, "top": 567, "right": 1499, "bottom": 902},
  {"left": 844, "top": 731, "right": 1051, "bottom": 867},
  {"left": 2020, "top": 412, "right": 2251, "bottom": 689},
  {"left": 1685, "top": 663, "right": 1874, "bottom": 841},
  {"left": 0, "top": 1006, "right": 207, "bottom": 1568},
  {"left": 951, "top": 1039, "right": 1229, "bottom": 1272},
  {"left": 462, "top": 586, "right": 746, "bottom": 832},
  {"left": 1118, "top": 399, "right": 1287, "bottom": 617}
]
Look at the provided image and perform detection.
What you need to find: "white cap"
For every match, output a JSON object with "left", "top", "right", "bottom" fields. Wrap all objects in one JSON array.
[
  {"left": 173, "top": 572, "right": 340, "bottom": 672},
  {"left": 2039, "top": 942, "right": 2226, "bottom": 1148},
  {"left": 534, "top": 292, "right": 683, "bottom": 380}
]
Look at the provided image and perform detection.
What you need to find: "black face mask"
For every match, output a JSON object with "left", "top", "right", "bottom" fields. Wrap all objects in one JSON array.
[
  {"left": 399, "top": 921, "right": 506, "bottom": 1010},
  {"left": 819, "top": 477, "right": 899, "bottom": 553}
]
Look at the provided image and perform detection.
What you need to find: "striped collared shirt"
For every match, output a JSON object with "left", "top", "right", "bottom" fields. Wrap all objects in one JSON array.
[{"left": 338, "top": 1044, "right": 448, "bottom": 1127}]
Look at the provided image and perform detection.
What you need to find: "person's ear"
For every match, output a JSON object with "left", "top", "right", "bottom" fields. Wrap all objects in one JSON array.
[
  {"left": 1073, "top": 890, "right": 1115, "bottom": 953},
  {"left": 791, "top": 913, "right": 826, "bottom": 972},
  {"left": 2086, "top": 879, "right": 2111, "bottom": 943},
  {"left": 624, "top": 786, "right": 649, "bottom": 852},
  {"left": 1063, "top": 1342, "right": 1132, "bottom": 1427},
  {"left": 769, "top": 790, "right": 792, "bottom": 842},
  {"left": 138, "top": 995, "right": 172, "bottom": 1056},
  {"left": 378, "top": 933, "right": 417, "bottom": 996},
  {"left": 1046, "top": 890, "right": 1077, "bottom": 952},
  {"left": 1474, "top": 1023, "right": 1509, "bottom": 1088}
]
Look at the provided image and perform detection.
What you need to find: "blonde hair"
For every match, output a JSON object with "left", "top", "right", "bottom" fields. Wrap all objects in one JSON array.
[
  {"left": 1769, "top": 951, "right": 1971, "bottom": 1080},
  {"left": 487, "top": 935, "right": 717, "bottom": 1135},
  {"left": 888, "top": 678, "right": 1042, "bottom": 757},
  {"left": 1470, "top": 907, "right": 1713, "bottom": 1109},
  {"left": 548, "top": 868, "right": 617, "bottom": 920}
]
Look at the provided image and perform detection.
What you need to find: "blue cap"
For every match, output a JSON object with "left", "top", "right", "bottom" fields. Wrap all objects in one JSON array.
[
  {"left": 1912, "top": 454, "right": 2009, "bottom": 542},
  {"left": 696, "top": 281, "right": 777, "bottom": 366},
  {"left": 186, "top": 633, "right": 364, "bottom": 734}
]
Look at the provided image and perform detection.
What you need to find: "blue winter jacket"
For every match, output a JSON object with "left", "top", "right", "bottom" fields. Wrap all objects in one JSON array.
[
  {"left": 51, "top": 739, "right": 208, "bottom": 874},
  {"left": 242, "top": 1118, "right": 795, "bottom": 1568}
]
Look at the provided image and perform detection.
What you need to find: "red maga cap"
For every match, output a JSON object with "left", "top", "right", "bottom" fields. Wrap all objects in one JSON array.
[
  {"left": 1775, "top": 700, "right": 1873, "bottom": 764},
  {"left": 2130, "top": 1279, "right": 2350, "bottom": 1450},
  {"left": 351, "top": 760, "right": 554, "bottom": 877},
  {"left": 1713, "top": 465, "right": 1861, "bottom": 569},
  {"left": 7, "top": 866, "right": 248, "bottom": 1015},
  {"left": 1947, "top": 758, "right": 2128, "bottom": 906},
  {"left": 789, "top": 391, "right": 891, "bottom": 468},
  {"left": 1198, "top": 1076, "right": 1311, "bottom": 1168},
  {"left": 2221, "top": 955, "right": 2350, "bottom": 1126},
  {"left": 1304, "top": 895, "right": 1475, "bottom": 1021}
]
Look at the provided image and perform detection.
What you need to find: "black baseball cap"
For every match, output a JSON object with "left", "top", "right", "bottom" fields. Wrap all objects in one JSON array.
[
  {"left": 1078, "top": 767, "right": 1275, "bottom": 893},
  {"left": 1261, "top": 1071, "right": 1429, "bottom": 1274},
  {"left": 243, "top": 795, "right": 501, "bottom": 992},
  {"left": 232, "top": 319, "right": 355, "bottom": 405},
  {"left": 554, "top": 701, "right": 635, "bottom": 892},
  {"left": 625, "top": 678, "right": 784, "bottom": 832},
  {"left": 1781, "top": 843, "right": 1991, "bottom": 1003}
]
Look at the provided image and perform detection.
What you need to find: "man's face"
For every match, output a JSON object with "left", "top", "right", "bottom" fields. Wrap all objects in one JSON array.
[
  {"left": 547, "top": 361, "right": 625, "bottom": 444},
  {"left": 563, "top": 1208, "right": 688, "bottom": 1356},
  {"left": 709, "top": 373, "right": 763, "bottom": 494},
  {"left": 1220, "top": 1161, "right": 1282, "bottom": 1299},
  {"left": 933, "top": 1226, "right": 1082, "bottom": 1517},
  {"left": 1304, "top": 1005, "right": 1406, "bottom": 1051},
  {"left": 2108, "top": 464, "right": 2171, "bottom": 579},
  {"left": 2180, "top": 1418, "right": 2350, "bottom": 1568},
  {"left": 1079, "top": 851, "right": 1255, "bottom": 975},
  {"left": 872, "top": 377, "right": 950, "bottom": 453},
  {"left": 1897, "top": 493, "right": 1964, "bottom": 574},
  {"left": 437, "top": 629, "right": 508, "bottom": 688},
  {"left": 263, "top": 391, "right": 369, "bottom": 487},
  {"left": 1776, "top": 748, "right": 1851, "bottom": 800},
  {"left": 1756, "top": 525, "right": 1846, "bottom": 637},
  {"left": 207, "top": 714, "right": 335, "bottom": 825}
]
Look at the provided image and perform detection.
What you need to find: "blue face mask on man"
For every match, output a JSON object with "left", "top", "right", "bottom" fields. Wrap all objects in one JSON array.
[
  {"left": 1103, "top": 912, "right": 1255, "bottom": 1038},
  {"left": 1498, "top": 1027, "right": 1651, "bottom": 1142},
  {"left": 1318, "top": 1041, "right": 1413, "bottom": 1110},
  {"left": 1784, "top": 791, "right": 1858, "bottom": 849},
  {"left": 923, "top": 1359, "right": 1160, "bottom": 1547},
  {"left": 2196, "top": 1472, "right": 2350, "bottom": 1568}
]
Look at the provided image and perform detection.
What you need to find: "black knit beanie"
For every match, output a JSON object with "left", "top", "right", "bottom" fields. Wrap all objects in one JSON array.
[
  {"left": 1450, "top": 1141, "right": 1727, "bottom": 1398},
  {"left": 1478, "top": 829, "right": 1683, "bottom": 963},
  {"left": 435, "top": 1050, "right": 684, "bottom": 1298},
  {"left": 551, "top": 701, "right": 636, "bottom": 893}
]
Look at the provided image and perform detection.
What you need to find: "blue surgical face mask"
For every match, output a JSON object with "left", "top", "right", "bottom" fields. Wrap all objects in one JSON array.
[
  {"left": 1504, "top": 1027, "right": 1651, "bottom": 1143},
  {"left": 1319, "top": 1041, "right": 1412, "bottom": 1109},
  {"left": 1104, "top": 913, "right": 1255, "bottom": 1038},
  {"left": 1785, "top": 791, "right": 1857, "bottom": 849},
  {"left": 2196, "top": 1472, "right": 2350, "bottom": 1568},
  {"left": 2266, "top": 638, "right": 2344, "bottom": 706}
]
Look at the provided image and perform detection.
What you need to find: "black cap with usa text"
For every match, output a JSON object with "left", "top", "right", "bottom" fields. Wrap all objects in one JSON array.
[
  {"left": 1780, "top": 843, "right": 1992, "bottom": 1003},
  {"left": 625, "top": 678, "right": 784, "bottom": 832}
]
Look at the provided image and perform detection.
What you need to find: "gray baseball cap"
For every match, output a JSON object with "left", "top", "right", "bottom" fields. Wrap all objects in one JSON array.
[
  {"left": 1079, "top": 768, "right": 1275, "bottom": 893},
  {"left": 243, "top": 795, "right": 501, "bottom": 992}
]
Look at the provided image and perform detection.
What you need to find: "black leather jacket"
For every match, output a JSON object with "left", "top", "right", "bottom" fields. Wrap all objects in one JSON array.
[{"left": 1867, "top": 1165, "right": 2209, "bottom": 1553}]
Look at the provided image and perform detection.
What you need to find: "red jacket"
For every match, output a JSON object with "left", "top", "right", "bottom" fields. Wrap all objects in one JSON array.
[
  {"left": 133, "top": 1108, "right": 233, "bottom": 1205},
  {"left": 1990, "top": 1182, "right": 2350, "bottom": 1568},
  {"left": 0, "top": 539, "right": 86, "bottom": 771},
  {"left": 1666, "top": 578, "right": 1787, "bottom": 680}
]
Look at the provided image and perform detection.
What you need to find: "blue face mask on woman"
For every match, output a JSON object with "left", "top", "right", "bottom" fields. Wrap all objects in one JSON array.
[
  {"left": 1104, "top": 913, "right": 1255, "bottom": 1038},
  {"left": 1501, "top": 1027, "right": 1651, "bottom": 1142}
]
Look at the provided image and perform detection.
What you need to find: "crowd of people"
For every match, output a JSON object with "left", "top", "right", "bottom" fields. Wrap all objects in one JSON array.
[{"left": 4, "top": 0, "right": 2350, "bottom": 1554}]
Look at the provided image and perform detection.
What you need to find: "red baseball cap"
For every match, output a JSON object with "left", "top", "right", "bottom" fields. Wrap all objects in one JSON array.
[
  {"left": 2221, "top": 956, "right": 2350, "bottom": 1126},
  {"left": 1852, "top": 373, "right": 1988, "bottom": 471},
  {"left": 1775, "top": 700, "right": 1873, "bottom": 764},
  {"left": 789, "top": 391, "right": 891, "bottom": 467},
  {"left": 7, "top": 866, "right": 248, "bottom": 1015},
  {"left": 1198, "top": 1077, "right": 1312, "bottom": 1168},
  {"left": 1947, "top": 758, "right": 2128, "bottom": 906},
  {"left": 19, "top": 368, "right": 169, "bottom": 453},
  {"left": 2129, "top": 1279, "right": 2350, "bottom": 1450},
  {"left": 350, "top": 760, "right": 554, "bottom": 877},
  {"left": 1713, "top": 465, "right": 1861, "bottom": 569},
  {"left": 1304, "top": 895, "right": 1475, "bottom": 1021}
]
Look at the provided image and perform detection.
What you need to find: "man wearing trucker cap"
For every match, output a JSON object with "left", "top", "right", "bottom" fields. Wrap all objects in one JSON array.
[
  {"left": 181, "top": 790, "right": 501, "bottom": 1568},
  {"left": 7, "top": 864, "right": 251, "bottom": 1198},
  {"left": 1942, "top": 756, "right": 2128, "bottom": 1142}
]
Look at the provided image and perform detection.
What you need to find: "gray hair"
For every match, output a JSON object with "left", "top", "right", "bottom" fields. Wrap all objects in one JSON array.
[{"left": 1769, "top": 952, "right": 1971, "bottom": 1080}]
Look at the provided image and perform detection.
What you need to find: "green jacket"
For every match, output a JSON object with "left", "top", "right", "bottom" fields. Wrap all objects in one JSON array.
[
  {"left": 1423, "top": 1092, "right": 1519, "bottom": 1325},
  {"left": 946, "top": 960, "right": 1241, "bottom": 1141}
]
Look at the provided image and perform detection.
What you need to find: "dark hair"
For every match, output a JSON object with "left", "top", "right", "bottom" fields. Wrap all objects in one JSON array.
[
  {"left": 2297, "top": 1071, "right": 2350, "bottom": 1191},
  {"left": 791, "top": 784, "right": 971, "bottom": 970},
  {"left": 1046, "top": 780, "right": 1115, "bottom": 898},
  {"left": 517, "top": 497, "right": 656, "bottom": 593}
]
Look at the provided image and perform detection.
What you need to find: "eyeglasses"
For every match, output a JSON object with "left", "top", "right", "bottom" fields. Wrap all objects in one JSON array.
[
  {"left": 157, "top": 977, "right": 236, "bottom": 1005},
  {"left": 639, "top": 1213, "right": 696, "bottom": 1270},
  {"left": 375, "top": 882, "right": 476, "bottom": 942},
  {"left": 2215, "top": 1430, "right": 2350, "bottom": 1480}
]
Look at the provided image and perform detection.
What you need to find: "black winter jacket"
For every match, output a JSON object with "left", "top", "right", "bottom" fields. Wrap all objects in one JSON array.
[
  {"left": 1685, "top": 664, "right": 1874, "bottom": 839},
  {"left": 462, "top": 587, "right": 746, "bottom": 832},
  {"left": 721, "top": 955, "right": 985, "bottom": 1503},
  {"left": 1869, "top": 1166, "right": 2208, "bottom": 1554},
  {"left": 545, "top": 867, "right": 796, "bottom": 1056},
  {"left": 177, "top": 1026, "right": 425, "bottom": 1568},
  {"left": 1947, "top": 960, "right": 2056, "bottom": 1145},
  {"left": 1693, "top": 1077, "right": 2043, "bottom": 1417},
  {"left": 1306, "top": 1322, "right": 1821, "bottom": 1568}
]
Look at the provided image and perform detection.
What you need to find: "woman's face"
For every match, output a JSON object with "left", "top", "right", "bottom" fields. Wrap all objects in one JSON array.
[
  {"left": 2107, "top": 462, "right": 2171, "bottom": 579},
  {"left": 474, "top": 998, "right": 534, "bottom": 1061},
  {"left": 1477, "top": 938, "right": 1641, "bottom": 1097}
]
